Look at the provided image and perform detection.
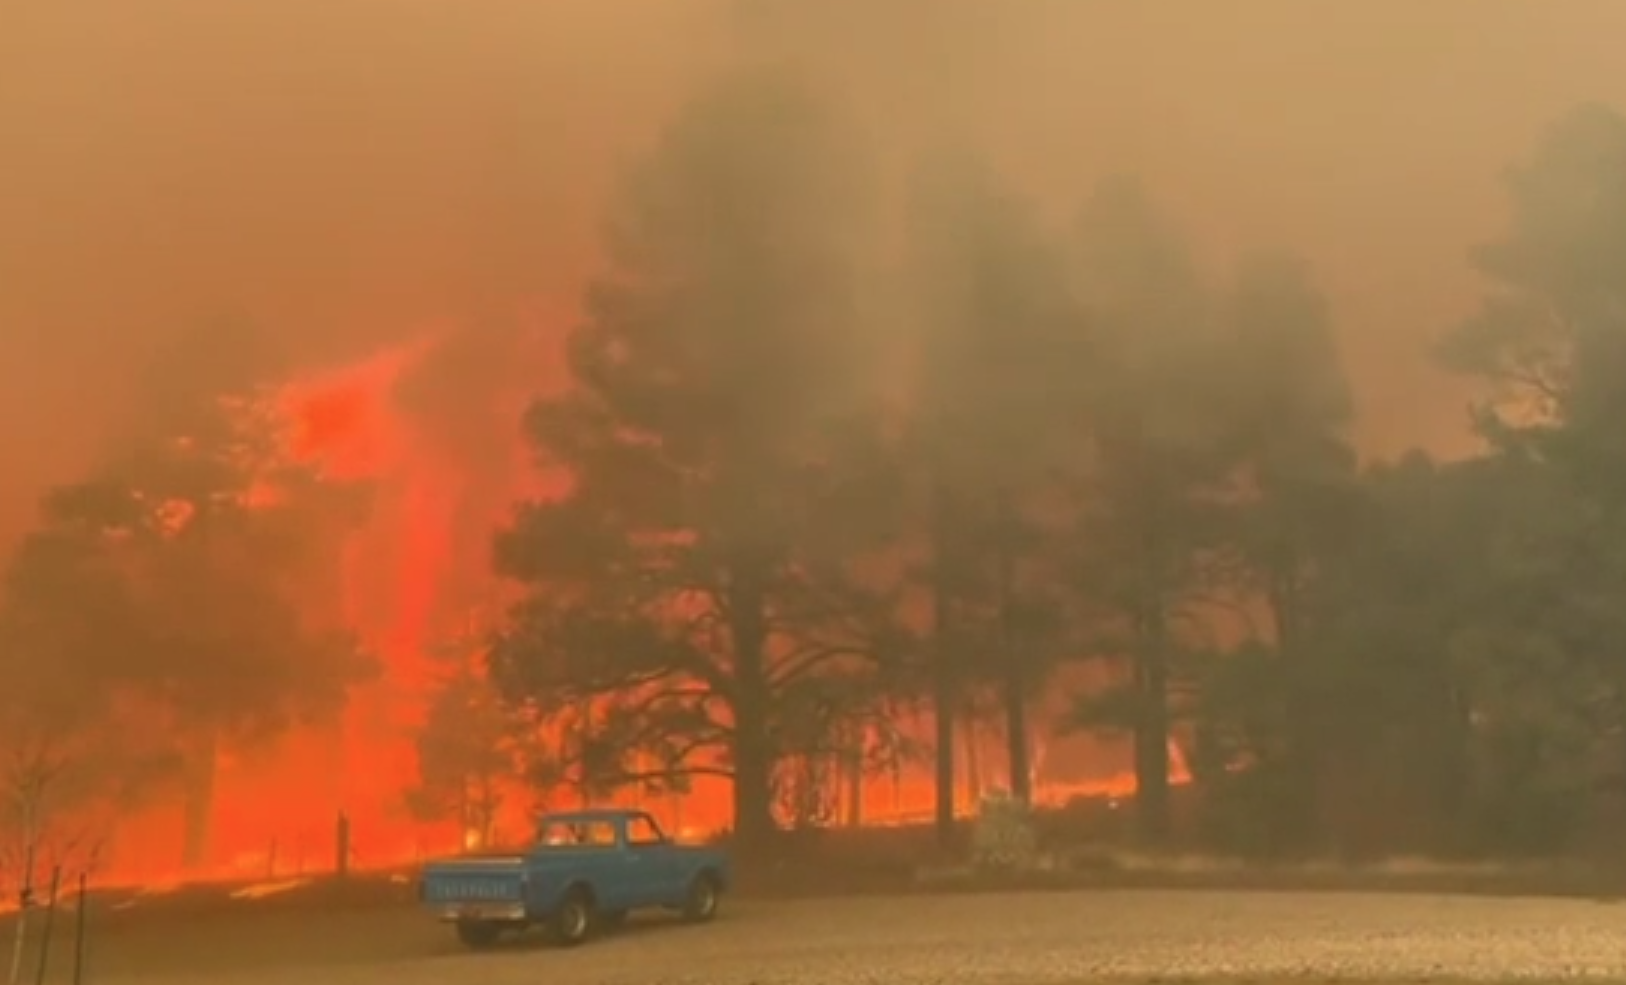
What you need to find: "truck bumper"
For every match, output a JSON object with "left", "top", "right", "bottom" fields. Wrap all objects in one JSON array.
[{"left": 436, "top": 902, "right": 528, "bottom": 923}]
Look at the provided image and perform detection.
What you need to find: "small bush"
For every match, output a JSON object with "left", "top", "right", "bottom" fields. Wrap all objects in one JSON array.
[{"left": 970, "top": 791, "right": 1040, "bottom": 872}]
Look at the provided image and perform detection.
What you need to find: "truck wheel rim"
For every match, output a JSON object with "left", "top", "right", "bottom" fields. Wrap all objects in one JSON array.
[
  {"left": 695, "top": 882, "right": 715, "bottom": 915},
  {"left": 563, "top": 903, "right": 587, "bottom": 938}
]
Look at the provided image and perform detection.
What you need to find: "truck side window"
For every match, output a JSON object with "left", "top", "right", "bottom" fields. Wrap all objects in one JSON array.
[
  {"left": 626, "top": 814, "right": 665, "bottom": 846},
  {"left": 581, "top": 820, "right": 617, "bottom": 846}
]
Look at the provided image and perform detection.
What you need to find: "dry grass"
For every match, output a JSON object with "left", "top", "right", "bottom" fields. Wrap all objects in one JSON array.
[
  {"left": 11, "top": 816, "right": 1624, "bottom": 936},
  {"left": 732, "top": 820, "right": 1626, "bottom": 902},
  {"left": 1062, "top": 846, "right": 1519, "bottom": 877}
]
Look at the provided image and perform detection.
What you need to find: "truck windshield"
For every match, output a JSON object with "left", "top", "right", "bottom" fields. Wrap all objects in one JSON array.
[{"left": 535, "top": 818, "right": 618, "bottom": 847}]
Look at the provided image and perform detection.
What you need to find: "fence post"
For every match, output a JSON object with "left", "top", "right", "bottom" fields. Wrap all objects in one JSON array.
[
  {"left": 334, "top": 812, "right": 350, "bottom": 879},
  {"left": 32, "top": 865, "right": 60, "bottom": 985},
  {"left": 71, "top": 871, "right": 87, "bottom": 985},
  {"left": 7, "top": 799, "right": 38, "bottom": 985},
  {"left": 5, "top": 882, "right": 26, "bottom": 985}
]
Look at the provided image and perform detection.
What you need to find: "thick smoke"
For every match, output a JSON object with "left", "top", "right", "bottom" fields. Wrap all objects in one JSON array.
[{"left": 6, "top": 0, "right": 1626, "bottom": 548}]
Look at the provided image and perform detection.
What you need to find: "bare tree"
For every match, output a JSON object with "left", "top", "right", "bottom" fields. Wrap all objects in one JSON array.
[{"left": 0, "top": 723, "right": 121, "bottom": 985}]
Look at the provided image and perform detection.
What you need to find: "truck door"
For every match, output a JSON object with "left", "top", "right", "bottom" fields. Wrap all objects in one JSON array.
[
  {"left": 622, "top": 813, "right": 680, "bottom": 904},
  {"left": 576, "top": 818, "right": 639, "bottom": 912}
]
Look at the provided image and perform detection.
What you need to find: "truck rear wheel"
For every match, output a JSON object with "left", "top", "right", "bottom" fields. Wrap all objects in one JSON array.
[
  {"left": 548, "top": 887, "right": 596, "bottom": 947},
  {"left": 455, "top": 920, "right": 502, "bottom": 949},
  {"left": 681, "top": 872, "right": 720, "bottom": 923}
]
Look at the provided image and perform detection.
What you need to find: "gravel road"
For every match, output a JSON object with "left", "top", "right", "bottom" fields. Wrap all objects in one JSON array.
[{"left": 98, "top": 889, "right": 1626, "bottom": 984}]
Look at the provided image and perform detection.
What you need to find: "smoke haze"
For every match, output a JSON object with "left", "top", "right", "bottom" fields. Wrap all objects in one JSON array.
[{"left": 6, "top": 0, "right": 1626, "bottom": 546}]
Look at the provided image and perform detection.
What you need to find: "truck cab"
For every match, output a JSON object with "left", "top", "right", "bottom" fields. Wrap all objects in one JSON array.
[{"left": 418, "top": 808, "right": 730, "bottom": 949}]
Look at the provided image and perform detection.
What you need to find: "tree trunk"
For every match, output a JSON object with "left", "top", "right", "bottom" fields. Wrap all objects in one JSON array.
[
  {"left": 1133, "top": 605, "right": 1171, "bottom": 843},
  {"left": 477, "top": 773, "right": 496, "bottom": 847},
  {"left": 844, "top": 732, "right": 863, "bottom": 828},
  {"left": 182, "top": 731, "right": 219, "bottom": 872},
  {"left": 931, "top": 592, "right": 957, "bottom": 844},
  {"left": 994, "top": 512, "right": 1032, "bottom": 805},
  {"left": 1123, "top": 442, "right": 1172, "bottom": 844},
  {"left": 1002, "top": 669, "right": 1032, "bottom": 804},
  {"left": 931, "top": 474, "right": 959, "bottom": 846},
  {"left": 1272, "top": 570, "right": 1323, "bottom": 850},
  {"left": 891, "top": 754, "right": 903, "bottom": 817},
  {"left": 961, "top": 702, "right": 982, "bottom": 809},
  {"left": 728, "top": 564, "right": 775, "bottom": 849},
  {"left": 575, "top": 697, "right": 593, "bottom": 809}
]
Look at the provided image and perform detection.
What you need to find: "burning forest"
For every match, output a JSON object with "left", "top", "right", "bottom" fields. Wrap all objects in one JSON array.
[{"left": 7, "top": 1, "right": 1626, "bottom": 906}]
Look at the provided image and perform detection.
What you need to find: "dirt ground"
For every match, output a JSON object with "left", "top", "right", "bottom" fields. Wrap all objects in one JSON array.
[{"left": 12, "top": 884, "right": 1626, "bottom": 984}]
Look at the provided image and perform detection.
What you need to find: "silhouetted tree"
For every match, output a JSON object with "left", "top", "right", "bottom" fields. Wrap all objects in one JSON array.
[
  {"left": 1428, "top": 103, "right": 1626, "bottom": 851},
  {"left": 465, "top": 93, "right": 1626, "bottom": 860},
  {"left": 0, "top": 611, "right": 153, "bottom": 898},
  {"left": 1, "top": 324, "right": 374, "bottom": 869},
  {"left": 490, "top": 72, "right": 896, "bottom": 848},
  {"left": 1200, "top": 252, "right": 1362, "bottom": 849},
  {"left": 1063, "top": 177, "right": 1231, "bottom": 843},
  {"left": 903, "top": 151, "right": 1081, "bottom": 833},
  {"left": 406, "top": 652, "right": 524, "bottom": 851}
]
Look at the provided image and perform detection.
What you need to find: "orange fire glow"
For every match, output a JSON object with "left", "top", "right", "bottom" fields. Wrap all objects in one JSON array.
[
  {"left": 83, "top": 326, "right": 1180, "bottom": 886},
  {"left": 91, "top": 333, "right": 506, "bottom": 883}
]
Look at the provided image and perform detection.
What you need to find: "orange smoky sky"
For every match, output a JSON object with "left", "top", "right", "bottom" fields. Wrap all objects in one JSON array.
[{"left": 6, "top": 1, "right": 1626, "bottom": 541}]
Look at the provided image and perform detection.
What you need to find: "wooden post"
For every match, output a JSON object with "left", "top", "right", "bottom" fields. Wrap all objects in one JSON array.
[
  {"left": 334, "top": 812, "right": 351, "bottom": 878},
  {"left": 31, "top": 865, "right": 60, "bottom": 985},
  {"left": 7, "top": 798, "right": 39, "bottom": 985},
  {"left": 71, "top": 871, "right": 87, "bottom": 985}
]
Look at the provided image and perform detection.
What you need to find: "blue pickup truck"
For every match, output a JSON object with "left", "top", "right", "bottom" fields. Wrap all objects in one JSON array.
[{"left": 418, "top": 808, "right": 730, "bottom": 948}]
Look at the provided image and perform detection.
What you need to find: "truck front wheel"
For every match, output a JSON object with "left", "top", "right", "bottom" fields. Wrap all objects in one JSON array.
[
  {"left": 548, "top": 887, "right": 596, "bottom": 947},
  {"left": 455, "top": 920, "right": 502, "bottom": 949}
]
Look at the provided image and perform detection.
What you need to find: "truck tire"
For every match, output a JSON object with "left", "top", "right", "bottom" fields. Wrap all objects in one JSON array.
[
  {"left": 548, "top": 886, "right": 596, "bottom": 947},
  {"left": 455, "top": 920, "right": 502, "bottom": 949},
  {"left": 681, "top": 872, "right": 720, "bottom": 923}
]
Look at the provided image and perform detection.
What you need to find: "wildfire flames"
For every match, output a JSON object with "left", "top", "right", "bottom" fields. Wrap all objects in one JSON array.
[
  {"left": 89, "top": 336, "right": 480, "bottom": 884},
  {"left": 79, "top": 323, "right": 1189, "bottom": 888}
]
